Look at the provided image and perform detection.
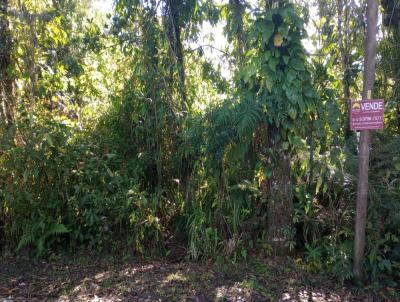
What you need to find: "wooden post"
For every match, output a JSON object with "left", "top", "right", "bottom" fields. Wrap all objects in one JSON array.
[{"left": 353, "top": 0, "right": 378, "bottom": 283}]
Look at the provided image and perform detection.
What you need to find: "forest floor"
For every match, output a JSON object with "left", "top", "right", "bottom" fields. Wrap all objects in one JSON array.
[{"left": 0, "top": 255, "right": 398, "bottom": 302}]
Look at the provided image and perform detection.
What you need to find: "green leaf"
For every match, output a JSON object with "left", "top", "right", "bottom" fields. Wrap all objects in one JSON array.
[
  {"left": 286, "top": 69, "right": 297, "bottom": 82},
  {"left": 322, "top": 183, "right": 328, "bottom": 194},
  {"left": 46, "top": 135, "right": 54, "bottom": 147},
  {"left": 291, "top": 136, "right": 305, "bottom": 149},
  {"left": 242, "top": 63, "right": 258, "bottom": 83},
  {"left": 262, "top": 21, "right": 275, "bottom": 43},
  {"left": 316, "top": 176, "right": 323, "bottom": 193},
  {"left": 298, "top": 97, "right": 305, "bottom": 113},
  {"left": 304, "top": 86, "right": 316, "bottom": 98},
  {"left": 288, "top": 107, "right": 297, "bottom": 119},
  {"left": 264, "top": 168, "right": 272, "bottom": 178},
  {"left": 193, "top": 1, "right": 199, "bottom": 17},
  {"left": 285, "top": 88, "right": 300, "bottom": 104},
  {"left": 264, "top": 77, "right": 273, "bottom": 92},
  {"left": 283, "top": 56, "right": 289, "bottom": 64},
  {"left": 290, "top": 58, "right": 305, "bottom": 71},
  {"left": 264, "top": 51, "right": 272, "bottom": 61},
  {"left": 277, "top": 24, "right": 289, "bottom": 37},
  {"left": 268, "top": 57, "right": 279, "bottom": 72}
]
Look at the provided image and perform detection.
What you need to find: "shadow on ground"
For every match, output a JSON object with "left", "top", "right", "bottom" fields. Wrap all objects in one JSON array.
[{"left": 0, "top": 256, "right": 393, "bottom": 301}]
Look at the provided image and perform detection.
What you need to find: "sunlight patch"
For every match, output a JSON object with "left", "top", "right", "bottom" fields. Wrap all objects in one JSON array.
[
  {"left": 94, "top": 271, "right": 111, "bottom": 281},
  {"left": 214, "top": 285, "right": 228, "bottom": 300},
  {"left": 163, "top": 271, "right": 188, "bottom": 283}
]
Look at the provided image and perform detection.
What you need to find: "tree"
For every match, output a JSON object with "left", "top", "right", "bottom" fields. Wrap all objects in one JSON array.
[
  {"left": 164, "top": 0, "right": 189, "bottom": 111},
  {"left": 237, "top": 0, "right": 317, "bottom": 254},
  {"left": 0, "top": 0, "right": 14, "bottom": 129},
  {"left": 224, "top": 0, "right": 246, "bottom": 66},
  {"left": 310, "top": 0, "right": 364, "bottom": 144},
  {"left": 353, "top": 0, "right": 379, "bottom": 283},
  {"left": 380, "top": 0, "right": 400, "bottom": 133}
]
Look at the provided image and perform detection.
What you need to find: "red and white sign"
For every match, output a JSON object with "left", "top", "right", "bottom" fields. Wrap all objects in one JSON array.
[{"left": 350, "top": 99, "right": 384, "bottom": 130}]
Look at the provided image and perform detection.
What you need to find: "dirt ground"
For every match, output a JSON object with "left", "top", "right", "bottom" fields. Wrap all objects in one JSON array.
[{"left": 0, "top": 256, "right": 397, "bottom": 302}]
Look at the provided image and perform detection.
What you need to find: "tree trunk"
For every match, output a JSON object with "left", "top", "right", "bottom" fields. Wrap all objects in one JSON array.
[
  {"left": 266, "top": 148, "right": 293, "bottom": 255},
  {"left": 164, "top": 0, "right": 195, "bottom": 203},
  {"left": 141, "top": 8, "right": 163, "bottom": 191},
  {"left": 396, "top": 81, "right": 400, "bottom": 134},
  {"left": 165, "top": 0, "right": 187, "bottom": 112},
  {"left": 353, "top": 0, "right": 378, "bottom": 283},
  {"left": 337, "top": 0, "right": 353, "bottom": 140},
  {"left": 229, "top": 0, "right": 245, "bottom": 65},
  {"left": 0, "top": 0, "right": 14, "bottom": 128},
  {"left": 262, "top": 0, "right": 293, "bottom": 256},
  {"left": 262, "top": 124, "right": 293, "bottom": 255},
  {"left": 397, "top": 102, "right": 400, "bottom": 133}
]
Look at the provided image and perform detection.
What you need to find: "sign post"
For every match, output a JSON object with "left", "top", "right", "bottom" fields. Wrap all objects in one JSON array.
[
  {"left": 353, "top": 0, "right": 379, "bottom": 283},
  {"left": 352, "top": 96, "right": 384, "bottom": 282},
  {"left": 352, "top": 97, "right": 385, "bottom": 283}
]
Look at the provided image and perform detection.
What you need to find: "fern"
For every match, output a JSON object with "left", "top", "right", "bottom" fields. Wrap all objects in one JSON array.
[
  {"left": 235, "top": 98, "right": 262, "bottom": 138},
  {"left": 17, "top": 223, "right": 69, "bottom": 256},
  {"left": 44, "top": 223, "right": 69, "bottom": 238},
  {"left": 17, "top": 233, "right": 35, "bottom": 251},
  {"left": 214, "top": 101, "right": 235, "bottom": 127},
  {"left": 226, "top": 138, "right": 251, "bottom": 162}
]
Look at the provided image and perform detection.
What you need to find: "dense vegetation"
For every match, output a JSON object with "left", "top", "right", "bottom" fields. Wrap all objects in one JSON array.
[{"left": 1, "top": 0, "right": 399, "bottom": 289}]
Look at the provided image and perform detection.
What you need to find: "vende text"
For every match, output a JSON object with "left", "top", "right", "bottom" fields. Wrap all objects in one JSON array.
[{"left": 361, "top": 102, "right": 383, "bottom": 111}]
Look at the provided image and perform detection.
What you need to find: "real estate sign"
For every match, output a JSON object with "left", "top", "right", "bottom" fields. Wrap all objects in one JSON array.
[{"left": 350, "top": 99, "right": 384, "bottom": 130}]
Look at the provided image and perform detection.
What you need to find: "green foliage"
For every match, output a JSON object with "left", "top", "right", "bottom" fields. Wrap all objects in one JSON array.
[
  {"left": 1, "top": 0, "right": 400, "bottom": 291},
  {"left": 0, "top": 116, "right": 169, "bottom": 256},
  {"left": 17, "top": 222, "right": 69, "bottom": 257},
  {"left": 241, "top": 2, "right": 317, "bottom": 141}
]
